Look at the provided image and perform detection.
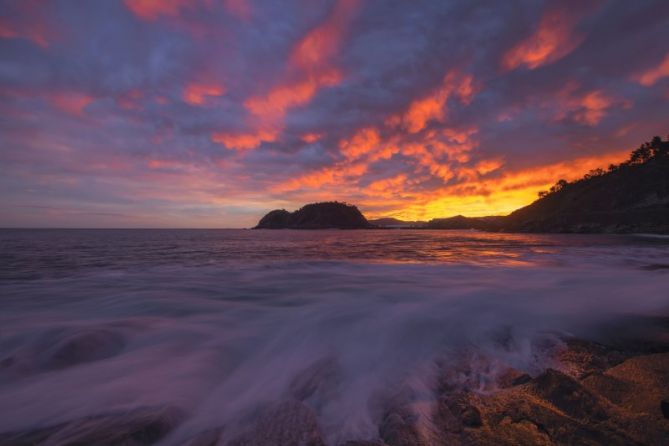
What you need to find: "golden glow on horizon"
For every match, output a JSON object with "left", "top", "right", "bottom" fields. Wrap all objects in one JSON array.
[{"left": 362, "top": 150, "right": 630, "bottom": 221}]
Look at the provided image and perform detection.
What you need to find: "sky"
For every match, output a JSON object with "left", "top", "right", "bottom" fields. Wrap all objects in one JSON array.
[{"left": 1, "top": 0, "right": 668, "bottom": 228}]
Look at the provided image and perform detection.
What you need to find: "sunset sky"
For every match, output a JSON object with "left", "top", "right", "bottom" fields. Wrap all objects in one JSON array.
[{"left": 1, "top": 0, "right": 668, "bottom": 228}]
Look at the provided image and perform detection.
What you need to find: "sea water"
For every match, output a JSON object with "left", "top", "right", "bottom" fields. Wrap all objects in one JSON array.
[{"left": 1, "top": 229, "right": 668, "bottom": 443}]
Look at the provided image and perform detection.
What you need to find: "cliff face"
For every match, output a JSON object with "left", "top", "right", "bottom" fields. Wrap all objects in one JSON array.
[{"left": 254, "top": 202, "right": 371, "bottom": 229}]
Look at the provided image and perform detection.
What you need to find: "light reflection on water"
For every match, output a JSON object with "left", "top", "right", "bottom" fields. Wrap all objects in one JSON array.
[{"left": 1, "top": 229, "right": 668, "bottom": 280}]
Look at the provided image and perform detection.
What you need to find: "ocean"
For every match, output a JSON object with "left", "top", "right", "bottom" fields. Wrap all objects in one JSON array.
[{"left": 1, "top": 229, "right": 668, "bottom": 444}]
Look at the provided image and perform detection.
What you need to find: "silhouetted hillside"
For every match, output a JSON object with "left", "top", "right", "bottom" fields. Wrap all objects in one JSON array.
[
  {"left": 255, "top": 202, "right": 372, "bottom": 229},
  {"left": 504, "top": 135, "right": 669, "bottom": 233}
]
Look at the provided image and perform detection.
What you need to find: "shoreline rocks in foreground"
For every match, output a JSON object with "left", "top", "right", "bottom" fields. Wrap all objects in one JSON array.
[{"left": 3, "top": 318, "right": 669, "bottom": 445}]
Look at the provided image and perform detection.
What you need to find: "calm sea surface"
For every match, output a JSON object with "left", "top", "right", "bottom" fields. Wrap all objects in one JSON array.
[{"left": 1, "top": 229, "right": 668, "bottom": 443}]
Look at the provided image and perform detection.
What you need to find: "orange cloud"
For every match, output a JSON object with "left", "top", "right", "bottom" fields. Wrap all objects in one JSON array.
[
  {"left": 339, "top": 127, "right": 381, "bottom": 160},
  {"left": 366, "top": 174, "right": 410, "bottom": 198},
  {"left": 400, "top": 143, "right": 454, "bottom": 182},
  {"left": 573, "top": 90, "right": 614, "bottom": 125},
  {"left": 244, "top": 0, "right": 359, "bottom": 121},
  {"left": 147, "top": 159, "right": 181, "bottom": 170},
  {"left": 290, "top": 0, "right": 360, "bottom": 72},
  {"left": 0, "top": 10, "right": 53, "bottom": 47},
  {"left": 116, "top": 89, "right": 144, "bottom": 110},
  {"left": 213, "top": 0, "right": 360, "bottom": 152},
  {"left": 124, "top": 0, "right": 192, "bottom": 20},
  {"left": 244, "top": 69, "right": 341, "bottom": 120},
  {"left": 394, "top": 71, "right": 476, "bottom": 133},
  {"left": 552, "top": 86, "right": 621, "bottom": 126},
  {"left": 211, "top": 130, "right": 278, "bottom": 151},
  {"left": 502, "top": 8, "right": 583, "bottom": 71},
  {"left": 183, "top": 82, "right": 226, "bottom": 106},
  {"left": 362, "top": 149, "right": 629, "bottom": 222},
  {"left": 636, "top": 53, "right": 669, "bottom": 86},
  {"left": 301, "top": 133, "right": 323, "bottom": 143},
  {"left": 49, "top": 93, "right": 94, "bottom": 117},
  {"left": 274, "top": 161, "right": 369, "bottom": 193}
]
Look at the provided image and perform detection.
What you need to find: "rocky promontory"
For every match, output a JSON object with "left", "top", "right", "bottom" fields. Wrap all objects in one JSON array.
[{"left": 254, "top": 201, "right": 372, "bottom": 229}]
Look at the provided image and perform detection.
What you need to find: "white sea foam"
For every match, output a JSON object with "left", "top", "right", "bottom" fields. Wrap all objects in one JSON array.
[{"left": 1, "top": 256, "right": 668, "bottom": 444}]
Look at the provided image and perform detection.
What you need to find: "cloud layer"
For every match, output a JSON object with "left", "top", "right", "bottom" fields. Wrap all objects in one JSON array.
[{"left": 1, "top": 0, "right": 668, "bottom": 227}]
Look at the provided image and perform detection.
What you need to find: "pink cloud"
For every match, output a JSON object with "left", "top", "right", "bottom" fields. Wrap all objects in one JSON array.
[
  {"left": 635, "top": 53, "right": 669, "bottom": 86},
  {"left": 501, "top": 6, "right": 590, "bottom": 71}
]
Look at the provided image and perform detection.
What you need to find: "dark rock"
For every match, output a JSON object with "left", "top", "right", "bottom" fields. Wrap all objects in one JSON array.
[
  {"left": 528, "top": 368, "right": 608, "bottom": 422},
  {"left": 460, "top": 406, "right": 482, "bottom": 428},
  {"left": 0, "top": 406, "right": 184, "bottom": 446},
  {"left": 342, "top": 441, "right": 387, "bottom": 446},
  {"left": 378, "top": 412, "right": 422, "bottom": 446},
  {"left": 555, "top": 338, "right": 627, "bottom": 379},
  {"left": 43, "top": 328, "right": 125, "bottom": 370},
  {"left": 486, "top": 396, "right": 633, "bottom": 446},
  {"left": 497, "top": 368, "right": 532, "bottom": 388},
  {"left": 511, "top": 374, "right": 532, "bottom": 386},
  {"left": 255, "top": 202, "right": 371, "bottom": 229},
  {"left": 437, "top": 393, "right": 482, "bottom": 431},
  {"left": 661, "top": 400, "right": 669, "bottom": 419},
  {"left": 182, "top": 429, "right": 222, "bottom": 446},
  {"left": 1, "top": 328, "right": 125, "bottom": 378},
  {"left": 229, "top": 400, "right": 325, "bottom": 446},
  {"left": 289, "top": 357, "right": 340, "bottom": 407}
]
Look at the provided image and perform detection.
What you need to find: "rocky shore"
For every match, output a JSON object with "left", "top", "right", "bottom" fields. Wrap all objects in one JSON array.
[{"left": 2, "top": 317, "right": 668, "bottom": 445}]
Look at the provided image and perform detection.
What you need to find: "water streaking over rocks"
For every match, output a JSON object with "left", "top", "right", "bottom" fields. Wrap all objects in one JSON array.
[{"left": 1, "top": 229, "right": 668, "bottom": 445}]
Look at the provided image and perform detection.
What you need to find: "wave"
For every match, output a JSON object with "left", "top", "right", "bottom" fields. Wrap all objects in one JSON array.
[{"left": 1, "top": 260, "right": 668, "bottom": 444}]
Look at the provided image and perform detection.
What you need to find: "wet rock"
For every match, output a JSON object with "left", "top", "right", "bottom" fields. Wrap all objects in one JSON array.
[
  {"left": 437, "top": 392, "right": 482, "bottom": 432},
  {"left": 497, "top": 368, "right": 531, "bottom": 389},
  {"left": 0, "top": 406, "right": 184, "bottom": 446},
  {"left": 0, "top": 424, "right": 63, "bottom": 446},
  {"left": 528, "top": 368, "right": 608, "bottom": 422},
  {"left": 580, "top": 373, "right": 631, "bottom": 405},
  {"left": 378, "top": 412, "right": 422, "bottom": 446},
  {"left": 460, "top": 405, "right": 482, "bottom": 428},
  {"left": 289, "top": 357, "right": 340, "bottom": 406},
  {"left": 2, "top": 327, "right": 126, "bottom": 378},
  {"left": 183, "top": 429, "right": 222, "bottom": 446},
  {"left": 42, "top": 328, "right": 125, "bottom": 370},
  {"left": 555, "top": 338, "right": 626, "bottom": 379},
  {"left": 598, "top": 352, "right": 669, "bottom": 416},
  {"left": 229, "top": 400, "right": 324, "bottom": 446},
  {"left": 479, "top": 388, "right": 634, "bottom": 446},
  {"left": 341, "top": 441, "right": 387, "bottom": 446}
]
